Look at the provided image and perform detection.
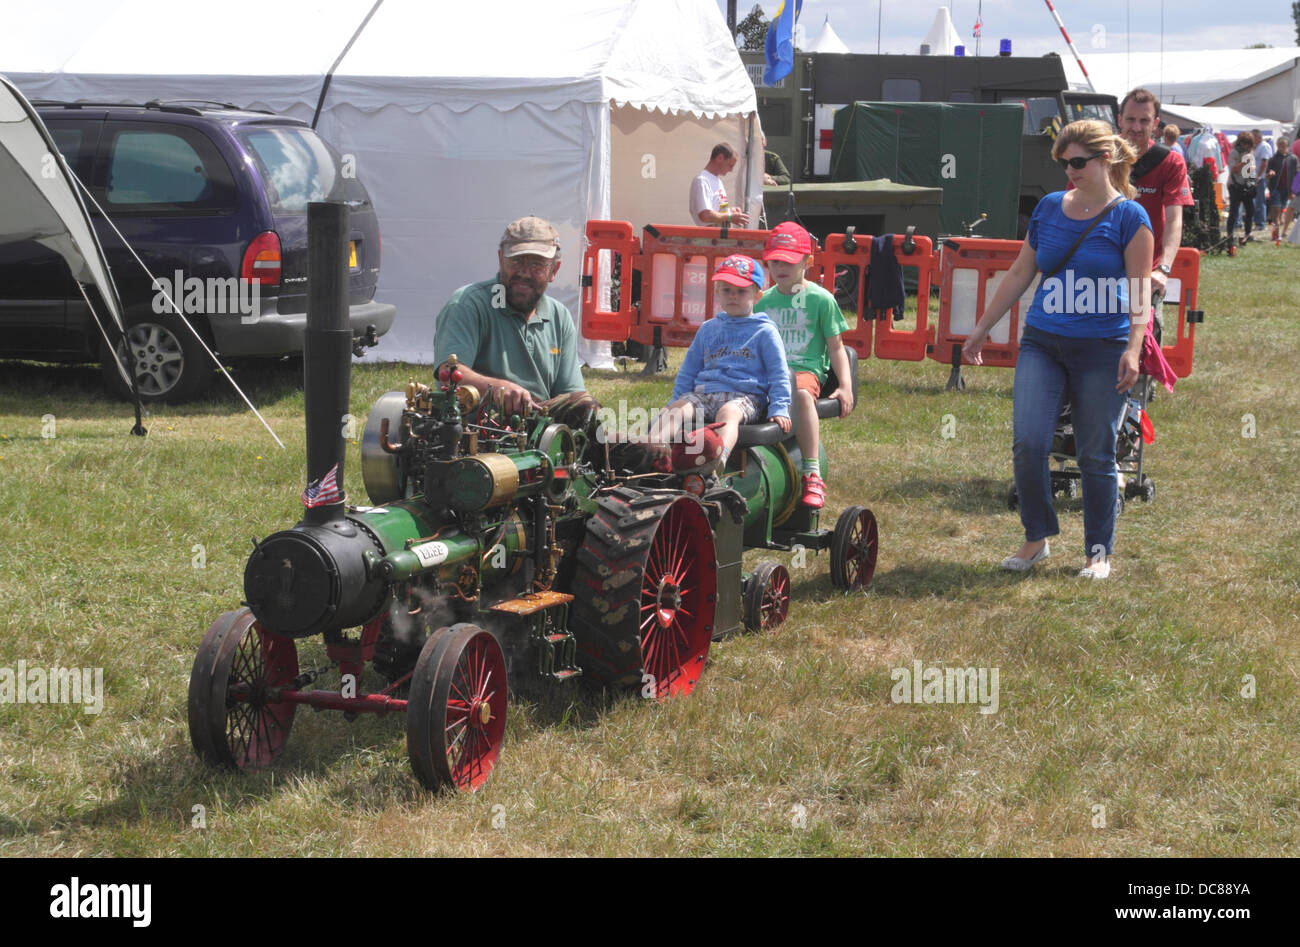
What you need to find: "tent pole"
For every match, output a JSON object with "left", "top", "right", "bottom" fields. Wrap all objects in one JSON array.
[
  {"left": 312, "top": 0, "right": 385, "bottom": 129},
  {"left": 743, "top": 112, "right": 756, "bottom": 226},
  {"left": 77, "top": 281, "right": 147, "bottom": 436}
]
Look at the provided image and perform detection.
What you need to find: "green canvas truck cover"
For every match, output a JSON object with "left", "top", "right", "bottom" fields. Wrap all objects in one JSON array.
[{"left": 830, "top": 102, "right": 1024, "bottom": 239}]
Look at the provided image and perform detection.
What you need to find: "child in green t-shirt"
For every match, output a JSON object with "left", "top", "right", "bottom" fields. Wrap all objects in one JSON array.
[{"left": 753, "top": 222, "right": 855, "bottom": 508}]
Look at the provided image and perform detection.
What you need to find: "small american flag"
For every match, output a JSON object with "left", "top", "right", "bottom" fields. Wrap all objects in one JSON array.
[
  {"left": 973, "top": 16, "right": 982, "bottom": 38},
  {"left": 302, "top": 462, "right": 342, "bottom": 508}
]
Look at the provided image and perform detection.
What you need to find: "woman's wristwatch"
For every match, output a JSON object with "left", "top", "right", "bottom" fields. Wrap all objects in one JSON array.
[{"left": 1155, "top": 263, "right": 1172, "bottom": 276}]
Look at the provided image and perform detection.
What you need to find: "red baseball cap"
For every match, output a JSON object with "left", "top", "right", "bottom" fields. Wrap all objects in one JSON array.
[
  {"left": 763, "top": 222, "right": 814, "bottom": 263},
  {"left": 711, "top": 254, "right": 764, "bottom": 288}
]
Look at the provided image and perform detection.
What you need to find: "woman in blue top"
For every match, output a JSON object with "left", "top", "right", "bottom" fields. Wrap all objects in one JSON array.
[{"left": 964, "top": 120, "right": 1153, "bottom": 580}]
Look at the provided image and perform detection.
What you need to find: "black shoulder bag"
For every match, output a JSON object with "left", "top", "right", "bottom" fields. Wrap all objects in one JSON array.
[
  {"left": 1131, "top": 143, "right": 1171, "bottom": 183},
  {"left": 1041, "top": 195, "right": 1124, "bottom": 280}
]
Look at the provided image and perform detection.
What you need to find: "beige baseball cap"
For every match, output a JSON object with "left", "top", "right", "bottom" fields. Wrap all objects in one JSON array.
[{"left": 500, "top": 216, "right": 560, "bottom": 258}]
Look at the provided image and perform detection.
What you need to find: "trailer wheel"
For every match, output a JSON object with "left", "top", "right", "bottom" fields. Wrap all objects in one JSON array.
[
  {"left": 570, "top": 487, "right": 717, "bottom": 698},
  {"left": 1141, "top": 478, "right": 1155, "bottom": 503},
  {"left": 407, "top": 624, "right": 507, "bottom": 792},
  {"left": 743, "top": 561, "right": 790, "bottom": 632},
  {"left": 831, "top": 506, "right": 878, "bottom": 589},
  {"left": 188, "top": 607, "right": 298, "bottom": 771}
]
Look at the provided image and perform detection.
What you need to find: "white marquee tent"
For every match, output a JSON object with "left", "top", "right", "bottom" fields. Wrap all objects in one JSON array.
[
  {"left": 3, "top": 0, "right": 764, "bottom": 365},
  {"left": 1157, "top": 105, "right": 1287, "bottom": 142},
  {"left": 806, "top": 16, "right": 850, "bottom": 55},
  {"left": 1061, "top": 47, "right": 1300, "bottom": 126},
  {"left": 920, "top": 7, "right": 961, "bottom": 56}
]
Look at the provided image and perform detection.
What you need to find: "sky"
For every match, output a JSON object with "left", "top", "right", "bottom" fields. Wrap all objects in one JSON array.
[{"left": 719, "top": 1, "right": 1299, "bottom": 57}]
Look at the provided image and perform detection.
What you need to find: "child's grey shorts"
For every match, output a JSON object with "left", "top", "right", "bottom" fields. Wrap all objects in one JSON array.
[{"left": 680, "top": 390, "right": 764, "bottom": 423}]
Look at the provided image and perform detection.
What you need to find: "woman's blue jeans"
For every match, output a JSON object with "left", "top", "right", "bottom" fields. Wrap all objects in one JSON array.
[{"left": 1013, "top": 325, "right": 1128, "bottom": 557}]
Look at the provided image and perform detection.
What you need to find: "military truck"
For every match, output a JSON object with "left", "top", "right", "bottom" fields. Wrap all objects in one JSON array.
[{"left": 743, "top": 50, "right": 1119, "bottom": 237}]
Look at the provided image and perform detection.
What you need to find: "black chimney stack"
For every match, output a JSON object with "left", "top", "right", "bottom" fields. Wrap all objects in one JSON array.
[{"left": 303, "top": 201, "right": 352, "bottom": 526}]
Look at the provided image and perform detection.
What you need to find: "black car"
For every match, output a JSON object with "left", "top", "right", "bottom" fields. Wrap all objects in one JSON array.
[{"left": 0, "top": 99, "right": 395, "bottom": 401}]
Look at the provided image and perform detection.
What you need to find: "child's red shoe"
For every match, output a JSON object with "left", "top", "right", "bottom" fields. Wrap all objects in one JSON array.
[{"left": 800, "top": 471, "right": 827, "bottom": 508}]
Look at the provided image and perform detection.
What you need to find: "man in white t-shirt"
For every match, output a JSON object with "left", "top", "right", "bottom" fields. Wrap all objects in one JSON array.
[{"left": 689, "top": 143, "right": 749, "bottom": 226}]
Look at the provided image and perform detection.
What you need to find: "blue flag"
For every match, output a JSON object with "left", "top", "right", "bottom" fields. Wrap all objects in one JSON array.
[{"left": 763, "top": 0, "right": 803, "bottom": 86}]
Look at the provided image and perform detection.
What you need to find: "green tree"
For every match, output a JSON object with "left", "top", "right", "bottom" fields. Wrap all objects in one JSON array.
[{"left": 737, "top": 4, "right": 769, "bottom": 51}]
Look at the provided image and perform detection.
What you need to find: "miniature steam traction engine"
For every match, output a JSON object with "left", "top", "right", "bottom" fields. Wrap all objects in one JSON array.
[{"left": 188, "top": 203, "right": 877, "bottom": 792}]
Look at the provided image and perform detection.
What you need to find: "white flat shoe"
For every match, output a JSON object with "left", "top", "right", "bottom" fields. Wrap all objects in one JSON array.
[
  {"left": 1000, "top": 541, "right": 1049, "bottom": 572},
  {"left": 1078, "top": 560, "right": 1111, "bottom": 579}
]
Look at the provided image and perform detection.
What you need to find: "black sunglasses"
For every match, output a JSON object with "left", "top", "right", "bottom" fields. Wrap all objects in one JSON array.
[{"left": 1058, "top": 152, "right": 1107, "bottom": 170}]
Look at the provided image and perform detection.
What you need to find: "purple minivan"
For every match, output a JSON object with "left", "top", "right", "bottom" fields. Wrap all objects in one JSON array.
[{"left": 0, "top": 100, "right": 395, "bottom": 401}]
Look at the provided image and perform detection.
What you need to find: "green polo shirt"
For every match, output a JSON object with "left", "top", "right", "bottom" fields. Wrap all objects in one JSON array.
[{"left": 433, "top": 277, "right": 584, "bottom": 402}]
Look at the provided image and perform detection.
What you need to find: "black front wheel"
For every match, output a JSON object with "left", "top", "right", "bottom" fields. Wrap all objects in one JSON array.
[
  {"left": 830, "top": 506, "right": 879, "bottom": 590},
  {"left": 743, "top": 561, "right": 791, "bottom": 633}
]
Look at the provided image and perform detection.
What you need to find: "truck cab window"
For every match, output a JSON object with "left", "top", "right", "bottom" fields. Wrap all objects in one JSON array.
[{"left": 999, "top": 94, "right": 1060, "bottom": 136}]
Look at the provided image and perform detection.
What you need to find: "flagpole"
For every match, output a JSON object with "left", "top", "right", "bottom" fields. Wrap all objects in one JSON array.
[{"left": 1044, "top": 0, "right": 1097, "bottom": 92}]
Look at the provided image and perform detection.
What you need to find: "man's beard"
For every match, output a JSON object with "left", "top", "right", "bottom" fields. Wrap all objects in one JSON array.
[
  {"left": 503, "top": 275, "right": 546, "bottom": 313},
  {"left": 1124, "top": 130, "right": 1150, "bottom": 152}
]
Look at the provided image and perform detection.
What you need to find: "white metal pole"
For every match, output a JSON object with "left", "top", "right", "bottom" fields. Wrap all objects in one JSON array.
[{"left": 1043, "top": 0, "right": 1097, "bottom": 93}]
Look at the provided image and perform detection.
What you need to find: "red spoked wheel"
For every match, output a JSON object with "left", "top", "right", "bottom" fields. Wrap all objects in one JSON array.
[
  {"left": 188, "top": 607, "right": 298, "bottom": 771},
  {"left": 407, "top": 624, "right": 507, "bottom": 792},
  {"left": 640, "top": 499, "right": 717, "bottom": 698},
  {"left": 743, "top": 561, "right": 791, "bottom": 632},
  {"left": 830, "top": 506, "right": 879, "bottom": 590},
  {"left": 571, "top": 487, "right": 717, "bottom": 698}
]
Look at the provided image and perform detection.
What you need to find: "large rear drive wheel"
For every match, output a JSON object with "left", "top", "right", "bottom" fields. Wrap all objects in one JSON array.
[
  {"left": 407, "top": 624, "right": 508, "bottom": 792},
  {"left": 571, "top": 487, "right": 717, "bottom": 698},
  {"left": 188, "top": 607, "right": 298, "bottom": 771}
]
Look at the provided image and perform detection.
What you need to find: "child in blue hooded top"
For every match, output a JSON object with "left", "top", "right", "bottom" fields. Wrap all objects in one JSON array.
[{"left": 648, "top": 254, "right": 792, "bottom": 470}]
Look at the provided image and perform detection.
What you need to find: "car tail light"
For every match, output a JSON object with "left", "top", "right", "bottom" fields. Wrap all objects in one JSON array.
[{"left": 241, "top": 231, "right": 281, "bottom": 287}]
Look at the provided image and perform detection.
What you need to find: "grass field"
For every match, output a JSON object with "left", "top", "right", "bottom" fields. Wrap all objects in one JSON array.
[{"left": 1, "top": 241, "right": 1297, "bottom": 857}]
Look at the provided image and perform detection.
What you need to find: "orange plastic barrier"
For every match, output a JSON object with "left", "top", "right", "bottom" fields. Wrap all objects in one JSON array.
[
  {"left": 875, "top": 233, "right": 936, "bottom": 361},
  {"left": 582, "top": 221, "right": 934, "bottom": 359},
  {"left": 632, "top": 224, "right": 769, "bottom": 347},
  {"left": 580, "top": 220, "right": 639, "bottom": 341},
  {"left": 808, "top": 231, "right": 871, "bottom": 358},
  {"left": 931, "top": 237, "right": 1203, "bottom": 376},
  {"left": 1159, "top": 246, "right": 1203, "bottom": 379},
  {"left": 932, "top": 237, "right": 1027, "bottom": 370},
  {"left": 580, "top": 220, "right": 1202, "bottom": 379}
]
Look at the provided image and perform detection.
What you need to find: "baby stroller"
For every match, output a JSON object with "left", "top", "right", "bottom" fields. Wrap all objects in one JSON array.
[{"left": 1007, "top": 386, "right": 1156, "bottom": 515}]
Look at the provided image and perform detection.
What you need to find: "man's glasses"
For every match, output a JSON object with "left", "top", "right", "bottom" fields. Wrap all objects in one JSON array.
[
  {"left": 504, "top": 257, "right": 555, "bottom": 274},
  {"left": 1057, "top": 152, "right": 1107, "bottom": 170}
]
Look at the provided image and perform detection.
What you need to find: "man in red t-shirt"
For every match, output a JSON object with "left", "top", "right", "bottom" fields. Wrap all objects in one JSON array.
[{"left": 1118, "top": 88, "right": 1194, "bottom": 335}]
